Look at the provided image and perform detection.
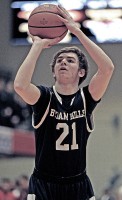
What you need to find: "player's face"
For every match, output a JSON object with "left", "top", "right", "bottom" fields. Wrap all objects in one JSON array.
[{"left": 53, "top": 52, "right": 84, "bottom": 85}]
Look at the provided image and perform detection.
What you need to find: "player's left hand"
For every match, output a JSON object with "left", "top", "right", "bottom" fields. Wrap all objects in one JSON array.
[{"left": 57, "top": 4, "right": 79, "bottom": 35}]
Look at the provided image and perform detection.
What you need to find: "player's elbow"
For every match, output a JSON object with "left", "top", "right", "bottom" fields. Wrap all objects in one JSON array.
[
  {"left": 109, "top": 60, "right": 114, "bottom": 72},
  {"left": 108, "top": 60, "right": 114, "bottom": 73},
  {"left": 14, "top": 80, "right": 26, "bottom": 94},
  {"left": 105, "top": 60, "right": 115, "bottom": 76}
]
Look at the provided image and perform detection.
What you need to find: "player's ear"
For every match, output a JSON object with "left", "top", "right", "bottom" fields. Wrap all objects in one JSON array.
[{"left": 78, "top": 69, "right": 85, "bottom": 77}]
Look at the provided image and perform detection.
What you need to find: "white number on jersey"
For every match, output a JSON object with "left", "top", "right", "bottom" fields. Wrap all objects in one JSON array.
[{"left": 56, "top": 122, "right": 78, "bottom": 151}]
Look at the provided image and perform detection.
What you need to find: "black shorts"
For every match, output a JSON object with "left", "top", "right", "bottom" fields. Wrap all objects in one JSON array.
[{"left": 27, "top": 169, "right": 95, "bottom": 200}]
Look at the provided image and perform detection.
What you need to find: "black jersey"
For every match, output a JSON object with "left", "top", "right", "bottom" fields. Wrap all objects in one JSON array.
[{"left": 31, "top": 85, "right": 100, "bottom": 178}]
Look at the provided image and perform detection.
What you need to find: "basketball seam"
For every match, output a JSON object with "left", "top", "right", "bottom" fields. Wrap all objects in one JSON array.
[
  {"left": 58, "top": 29, "right": 68, "bottom": 37},
  {"left": 29, "top": 29, "right": 67, "bottom": 38},
  {"left": 28, "top": 25, "right": 66, "bottom": 28}
]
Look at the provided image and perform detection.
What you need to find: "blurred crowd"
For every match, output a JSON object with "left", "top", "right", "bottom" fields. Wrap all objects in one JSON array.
[
  {"left": 0, "top": 68, "right": 32, "bottom": 130},
  {"left": 0, "top": 175, "right": 29, "bottom": 200}
]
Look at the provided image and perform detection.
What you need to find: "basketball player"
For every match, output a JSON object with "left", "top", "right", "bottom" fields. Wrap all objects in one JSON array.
[{"left": 14, "top": 5, "right": 114, "bottom": 200}]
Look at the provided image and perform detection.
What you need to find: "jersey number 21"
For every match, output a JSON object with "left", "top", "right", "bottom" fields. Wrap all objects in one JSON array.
[{"left": 56, "top": 122, "right": 78, "bottom": 151}]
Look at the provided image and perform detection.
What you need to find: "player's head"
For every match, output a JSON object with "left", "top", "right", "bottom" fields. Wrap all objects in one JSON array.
[{"left": 50, "top": 46, "right": 89, "bottom": 85}]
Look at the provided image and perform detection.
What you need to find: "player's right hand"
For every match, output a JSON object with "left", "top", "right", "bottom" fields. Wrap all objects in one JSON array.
[{"left": 28, "top": 32, "right": 61, "bottom": 48}]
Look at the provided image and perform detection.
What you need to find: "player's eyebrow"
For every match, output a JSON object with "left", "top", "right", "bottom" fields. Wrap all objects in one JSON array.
[{"left": 57, "top": 56, "right": 76, "bottom": 61}]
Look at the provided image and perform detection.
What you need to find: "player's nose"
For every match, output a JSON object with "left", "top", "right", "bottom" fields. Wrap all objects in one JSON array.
[{"left": 61, "top": 58, "right": 67, "bottom": 65}]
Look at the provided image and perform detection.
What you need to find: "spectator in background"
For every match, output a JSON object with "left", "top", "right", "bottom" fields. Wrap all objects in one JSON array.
[
  {"left": 0, "top": 178, "right": 19, "bottom": 200},
  {"left": 12, "top": 175, "right": 29, "bottom": 200},
  {"left": 0, "top": 76, "right": 32, "bottom": 130},
  {"left": 17, "top": 175, "right": 29, "bottom": 200}
]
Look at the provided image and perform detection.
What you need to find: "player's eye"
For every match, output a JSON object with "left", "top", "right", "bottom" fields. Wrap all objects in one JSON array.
[
  {"left": 56, "top": 59, "right": 62, "bottom": 63},
  {"left": 67, "top": 59, "right": 74, "bottom": 63}
]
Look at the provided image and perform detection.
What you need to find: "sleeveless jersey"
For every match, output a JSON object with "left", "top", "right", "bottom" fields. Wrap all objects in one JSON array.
[{"left": 31, "top": 85, "right": 100, "bottom": 178}]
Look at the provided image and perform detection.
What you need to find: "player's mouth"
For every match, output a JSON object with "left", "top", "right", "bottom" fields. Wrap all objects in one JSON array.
[{"left": 59, "top": 67, "right": 68, "bottom": 71}]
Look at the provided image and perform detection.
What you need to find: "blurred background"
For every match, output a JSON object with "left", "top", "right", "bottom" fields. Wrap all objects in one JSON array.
[{"left": 0, "top": 0, "right": 122, "bottom": 199}]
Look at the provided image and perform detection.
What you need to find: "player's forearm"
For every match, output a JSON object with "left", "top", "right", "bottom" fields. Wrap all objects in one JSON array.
[
  {"left": 14, "top": 42, "right": 43, "bottom": 90},
  {"left": 74, "top": 28, "right": 114, "bottom": 72}
]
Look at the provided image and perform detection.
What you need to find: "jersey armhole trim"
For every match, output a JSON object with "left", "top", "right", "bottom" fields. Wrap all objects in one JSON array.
[
  {"left": 32, "top": 92, "right": 52, "bottom": 129},
  {"left": 80, "top": 89, "right": 94, "bottom": 133}
]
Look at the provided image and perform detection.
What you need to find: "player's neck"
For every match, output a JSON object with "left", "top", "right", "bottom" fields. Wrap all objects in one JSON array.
[{"left": 54, "top": 82, "right": 79, "bottom": 95}]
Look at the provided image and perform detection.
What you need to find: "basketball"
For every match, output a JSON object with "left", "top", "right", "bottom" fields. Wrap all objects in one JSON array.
[{"left": 28, "top": 4, "right": 68, "bottom": 42}]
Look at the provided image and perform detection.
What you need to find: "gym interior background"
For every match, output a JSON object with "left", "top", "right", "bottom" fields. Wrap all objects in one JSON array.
[{"left": 0, "top": 0, "right": 122, "bottom": 199}]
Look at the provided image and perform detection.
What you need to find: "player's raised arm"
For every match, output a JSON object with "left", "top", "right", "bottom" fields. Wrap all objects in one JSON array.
[
  {"left": 57, "top": 5, "right": 115, "bottom": 101},
  {"left": 14, "top": 35, "right": 60, "bottom": 105},
  {"left": 74, "top": 29, "right": 114, "bottom": 101}
]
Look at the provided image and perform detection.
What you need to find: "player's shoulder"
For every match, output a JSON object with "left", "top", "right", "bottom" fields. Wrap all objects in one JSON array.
[
  {"left": 82, "top": 85, "right": 101, "bottom": 103},
  {"left": 82, "top": 85, "right": 94, "bottom": 101},
  {"left": 82, "top": 85, "right": 89, "bottom": 93},
  {"left": 37, "top": 85, "right": 51, "bottom": 92}
]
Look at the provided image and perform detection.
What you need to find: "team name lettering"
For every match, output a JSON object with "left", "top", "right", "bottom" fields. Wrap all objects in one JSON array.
[
  {"left": 50, "top": 109, "right": 85, "bottom": 120},
  {"left": 50, "top": 109, "right": 68, "bottom": 120},
  {"left": 70, "top": 110, "right": 85, "bottom": 120}
]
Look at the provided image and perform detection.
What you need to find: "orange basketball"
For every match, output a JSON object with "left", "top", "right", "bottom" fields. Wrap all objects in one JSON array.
[{"left": 28, "top": 4, "right": 68, "bottom": 42}]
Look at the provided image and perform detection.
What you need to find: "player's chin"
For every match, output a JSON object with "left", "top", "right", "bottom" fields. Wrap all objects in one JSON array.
[
  {"left": 58, "top": 75, "right": 70, "bottom": 82},
  {"left": 58, "top": 72, "right": 69, "bottom": 77}
]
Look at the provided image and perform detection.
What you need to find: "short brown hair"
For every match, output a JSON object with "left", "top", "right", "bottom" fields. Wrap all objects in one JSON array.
[{"left": 50, "top": 46, "right": 89, "bottom": 85}]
